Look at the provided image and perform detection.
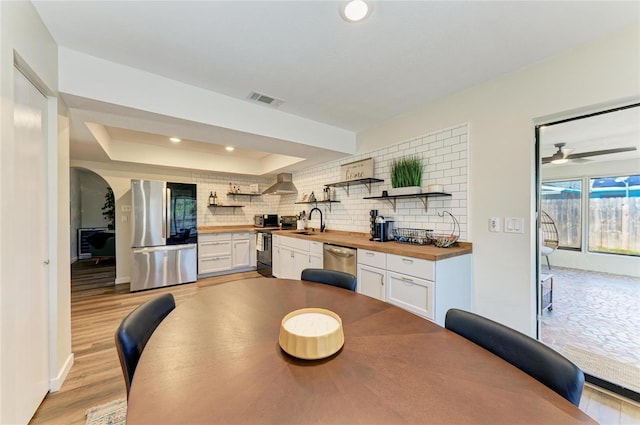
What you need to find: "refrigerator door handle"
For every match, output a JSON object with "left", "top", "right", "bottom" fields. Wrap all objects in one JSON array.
[{"left": 162, "top": 188, "right": 171, "bottom": 238}]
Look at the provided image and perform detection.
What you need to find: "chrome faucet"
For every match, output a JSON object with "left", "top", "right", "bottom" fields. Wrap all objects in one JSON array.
[{"left": 308, "top": 207, "right": 325, "bottom": 232}]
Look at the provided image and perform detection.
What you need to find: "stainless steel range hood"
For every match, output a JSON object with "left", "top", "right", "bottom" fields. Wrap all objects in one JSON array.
[{"left": 262, "top": 173, "right": 298, "bottom": 195}]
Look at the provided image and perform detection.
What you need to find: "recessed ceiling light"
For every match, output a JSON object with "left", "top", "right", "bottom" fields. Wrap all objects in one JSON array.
[
  {"left": 341, "top": 0, "right": 371, "bottom": 23},
  {"left": 169, "top": 137, "right": 181, "bottom": 143},
  {"left": 225, "top": 146, "right": 235, "bottom": 152}
]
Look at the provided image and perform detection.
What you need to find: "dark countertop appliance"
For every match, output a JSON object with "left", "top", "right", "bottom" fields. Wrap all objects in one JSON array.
[
  {"left": 372, "top": 215, "right": 394, "bottom": 242},
  {"left": 254, "top": 214, "right": 278, "bottom": 228},
  {"left": 280, "top": 215, "right": 297, "bottom": 229}
]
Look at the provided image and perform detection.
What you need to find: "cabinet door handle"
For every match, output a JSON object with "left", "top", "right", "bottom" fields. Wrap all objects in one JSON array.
[
  {"left": 402, "top": 258, "right": 413, "bottom": 264},
  {"left": 401, "top": 277, "right": 414, "bottom": 283}
]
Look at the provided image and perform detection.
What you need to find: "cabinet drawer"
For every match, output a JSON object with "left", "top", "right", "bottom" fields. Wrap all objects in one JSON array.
[
  {"left": 198, "top": 255, "right": 232, "bottom": 274},
  {"left": 198, "top": 240, "right": 232, "bottom": 256},
  {"left": 309, "top": 241, "right": 323, "bottom": 255},
  {"left": 280, "top": 236, "right": 310, "bottom": 252},
  {"left": 387, "top": 254, "right": 434, "bottom": 281},
  {"left": 357, "top": 249, "right": 386, "bottom": 268},
  {"left": 386, "top": 271, "right": 434, "bottom": 320},
  {"left": 232, "top": 232, "right": 253, "bottom": 241},
  {"left": 199, "top": 233, "right": 231, "bottom": 243},
  {"left": 273, "top": 234, "right": 281, "bottom": 247}
]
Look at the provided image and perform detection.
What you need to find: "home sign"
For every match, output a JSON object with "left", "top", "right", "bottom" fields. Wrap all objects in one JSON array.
[{"left": 340, "top": 158, "right": 374, "bottom": 181}]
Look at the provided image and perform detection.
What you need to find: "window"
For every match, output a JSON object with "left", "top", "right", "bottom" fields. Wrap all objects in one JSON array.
[
  {"left": 588, "top": 175, "right": 640, "bottom": 256},
  {"left": 541, "top": 180, "right": 582, "bottom": 249}
]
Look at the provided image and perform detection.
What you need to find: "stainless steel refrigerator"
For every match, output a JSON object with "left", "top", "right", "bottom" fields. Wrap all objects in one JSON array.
[{"left": 131, "top": 179, "right": 198, "bottom": 291}]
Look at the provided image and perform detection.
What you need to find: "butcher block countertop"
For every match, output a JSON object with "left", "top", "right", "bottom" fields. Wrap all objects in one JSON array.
[
  {"left": 197, "top": 226, "right": 471, "bottom": 261},
  {"left": 273, "top": 229, "right": 471, "bottom": 261},
  {"left": 198, "top": 225, "right": 267, "bottom": 233}
]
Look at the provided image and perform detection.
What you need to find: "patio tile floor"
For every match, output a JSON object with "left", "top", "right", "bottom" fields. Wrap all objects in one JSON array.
[{"left": 539, "top": 266, "right": 640, "bottom": 391}]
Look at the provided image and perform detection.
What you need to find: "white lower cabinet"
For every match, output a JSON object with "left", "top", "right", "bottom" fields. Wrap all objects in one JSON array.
[
  {"left": 357, "top": 249, "right": 387, "bottom": 301},
  {"left": 231, "top": 233, "right": 254, "bottom": 269},
  {"left": 387, "top": 271, "right": 435, "bottom": 320},
  {"left": 198, "top": 232, "right": 256, "bottom": 277},
  {"left": 357, "top": 263, "right": 386, "bottom": 301},
  {"left": 272, "top": 235, "right": 281, "bottom": 277},
  {"left": 198, "top": 233, "right": 232, "bottom": 274},
  {"left": 357, "top": 249, "right": 470, "bottom": 326},
  {"left": 277, "top": 236, "right": 323, "bottom": 280},
  {"left": 309, "top": 241, "right": 324, "bottom": 270}
]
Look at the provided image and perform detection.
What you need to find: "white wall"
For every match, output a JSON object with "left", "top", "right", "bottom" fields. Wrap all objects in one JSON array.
[
  {"left": 0, "top": 0, "right": 71, "bottom": 420},
  {"left": 542, "top": 157, "right": 640, "bottom": 277},
  {"left": 357, "top": 25, "right": 640, "bottom": 335},
  {"left": 69, "top": 167, "right": 81, "bottom": 262}
]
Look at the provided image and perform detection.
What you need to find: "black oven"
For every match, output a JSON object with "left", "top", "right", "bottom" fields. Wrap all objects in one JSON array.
[
  {"left": 254, "top": 214, "right": 278, "bottom": 228},
  {"left": 256, "top": 230, "right": 273, "bottom": 277}
]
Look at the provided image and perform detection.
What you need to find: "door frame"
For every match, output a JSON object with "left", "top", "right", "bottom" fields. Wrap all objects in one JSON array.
[{"left": 534, "top": 101, "right": 640, "bottom": 402}]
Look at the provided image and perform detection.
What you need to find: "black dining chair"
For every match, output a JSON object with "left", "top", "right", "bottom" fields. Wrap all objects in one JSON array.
[
  {"left": 301, "top": 268, "right": 357, "bottom": 291},
  {"left": 115, "top": 293, "right": 176, "bottom": 396},
  {"left": 444, "top": 308, "right": 584, "bottom": 406}
]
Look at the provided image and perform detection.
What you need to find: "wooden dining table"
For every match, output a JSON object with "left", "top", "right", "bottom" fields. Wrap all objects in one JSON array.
[{"left": 126, "top": 278, "right": 596, "bottom": 424}]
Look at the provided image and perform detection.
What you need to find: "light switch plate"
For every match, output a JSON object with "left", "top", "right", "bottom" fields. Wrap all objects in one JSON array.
[
  {"left": 504, "top": 217, "right": 524, "bottom": 233},
  {"left": 489, "top": 217, "right": 500, "bottom": 232}
]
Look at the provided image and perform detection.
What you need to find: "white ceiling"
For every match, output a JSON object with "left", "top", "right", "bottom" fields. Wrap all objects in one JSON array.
[{"left": 32, "top": 1, "right": 640, "bottom": 174}]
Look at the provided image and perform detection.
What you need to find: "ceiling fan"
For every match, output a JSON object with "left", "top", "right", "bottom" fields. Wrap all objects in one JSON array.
[{"left": 542, "top": 143, "right": 637, "bottom": 164}]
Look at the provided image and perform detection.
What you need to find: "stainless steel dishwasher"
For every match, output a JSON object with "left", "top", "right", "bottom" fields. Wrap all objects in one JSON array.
[{"left": 323, "top": 244, "right": 357, "bottom": 276}]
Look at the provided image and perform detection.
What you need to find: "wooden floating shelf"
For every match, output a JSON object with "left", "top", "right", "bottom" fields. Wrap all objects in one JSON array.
[
  {"left": 324, "top": 178, "right": 384, "bottom": 196},
  {"left": 294, "top": 200, "right": 340, "bottom": 212},
  {"left": 226, "top": 193, "right": 261, "bottom": 202},
  {"left": 363, "top": 192, "right": 451, "bottom": 212},
  {"left": 207, "top": 204, "right": 244, "bottom": 213}
]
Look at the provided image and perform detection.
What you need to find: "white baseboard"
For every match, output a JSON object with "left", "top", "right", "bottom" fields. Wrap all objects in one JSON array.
[
  {"left": 115, "top": 276, "right": 130, "bottom": 285},
  {"left": 49, "top": 353, "right": 74, "bottom": 392}
]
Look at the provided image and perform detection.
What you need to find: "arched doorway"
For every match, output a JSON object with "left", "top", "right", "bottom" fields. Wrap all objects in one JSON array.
[{"left": 70, "top": 167, "right": 116, "bottom": 283}]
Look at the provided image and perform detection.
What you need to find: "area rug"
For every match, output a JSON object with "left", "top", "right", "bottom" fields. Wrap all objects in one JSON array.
[
  {"left": 85, "top": 398, "right": 126, "bottom": 425},
  {"left": 561, "top": 344, "right": 640, "bottom": 393}
]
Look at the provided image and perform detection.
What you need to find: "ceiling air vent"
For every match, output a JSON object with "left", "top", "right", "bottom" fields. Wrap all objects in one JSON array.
[{"left": 247, "top": 91, "right": 284, "bottom": 108}]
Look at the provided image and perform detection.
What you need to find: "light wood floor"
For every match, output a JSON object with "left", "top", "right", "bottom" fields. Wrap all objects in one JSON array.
[
  {"left": 29, "top": 259, "right": 263, "bottom": 425},
  {"left": 29, "top": 260, "right": 640, "bottom": 425}
]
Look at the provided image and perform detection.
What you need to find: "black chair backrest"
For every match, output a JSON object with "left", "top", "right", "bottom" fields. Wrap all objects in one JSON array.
[
  {"left": 301, "top": 268, "right": 357, "bottom": 291},
  {"left": 115, "top": 293, "right": 176, "bottom": 396},
  {"left": 444, "top": 308, "right": 584, "bottom": 406}
]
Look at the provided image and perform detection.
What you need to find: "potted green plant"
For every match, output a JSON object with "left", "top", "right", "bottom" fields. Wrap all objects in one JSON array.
[{"left": 390, "top": 155, "right": 423, "bottom": 195}]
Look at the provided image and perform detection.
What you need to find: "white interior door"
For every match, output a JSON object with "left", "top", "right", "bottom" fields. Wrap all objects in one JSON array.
[{"left": 10, "top": 67, "right": 50, "bottom": 422}]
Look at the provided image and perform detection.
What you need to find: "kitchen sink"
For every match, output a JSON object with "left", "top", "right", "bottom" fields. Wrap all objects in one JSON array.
[{"left": 292, "top": 230, "right": 316, "bottom": 236}]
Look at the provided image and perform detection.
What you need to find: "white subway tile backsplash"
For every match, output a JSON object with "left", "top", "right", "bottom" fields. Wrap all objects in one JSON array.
[{"left": 295, "top": 124, "right": 469, "bottom": 240}]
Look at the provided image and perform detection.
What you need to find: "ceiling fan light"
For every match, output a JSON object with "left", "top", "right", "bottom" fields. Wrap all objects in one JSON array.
[{"left": 550, "top": 158, "right": 568, "bottom": 164}]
